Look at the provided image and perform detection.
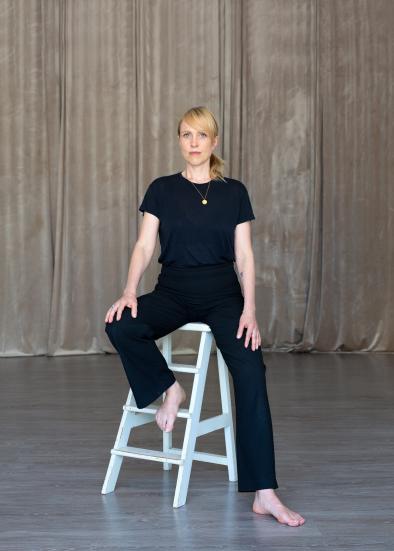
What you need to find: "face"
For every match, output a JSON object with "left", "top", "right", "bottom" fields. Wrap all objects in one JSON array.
[{"left": 178, "top": 120, "right": 218, "bottom": 166}]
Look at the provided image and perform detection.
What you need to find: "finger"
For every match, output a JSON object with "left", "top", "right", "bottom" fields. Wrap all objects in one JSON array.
[
  {"left": 249, "top": 328, "right": 257, "bottom": 349},
  {"left": 131, "top": 305, "right": 137, "bottom": 318},
  {"left": 116, "top": 307, "right": 124, "bottom": 321},
  {"left": 236, "top": 323, "right": 245, "bottom": 339},
  {"left": 252, "top": 332, "right": 257, "bottom": 350},
  {"left": 105, "top": 308, "right": 112, "bottom": 323},
  {"left": 244, "top": 328, "right": 253, "bottom": 348}
]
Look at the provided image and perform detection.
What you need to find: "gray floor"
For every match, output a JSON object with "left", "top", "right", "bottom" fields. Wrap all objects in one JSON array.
[{"left": 1, "top": 351, "right": 393, "bottom": 551}]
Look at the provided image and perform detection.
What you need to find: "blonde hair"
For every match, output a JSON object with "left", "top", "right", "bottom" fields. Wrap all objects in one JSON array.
[{"left": 177, "top": 106, "right": 226, "bottom": 182}]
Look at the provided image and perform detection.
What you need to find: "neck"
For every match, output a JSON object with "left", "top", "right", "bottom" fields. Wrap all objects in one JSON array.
[{"left": 183, "top": 164, "right": 211, "bottom": 183}]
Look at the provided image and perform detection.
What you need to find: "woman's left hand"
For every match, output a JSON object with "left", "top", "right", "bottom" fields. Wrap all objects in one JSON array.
[{"left": 236, "top": 309, "right": 262, "bottom": 351}]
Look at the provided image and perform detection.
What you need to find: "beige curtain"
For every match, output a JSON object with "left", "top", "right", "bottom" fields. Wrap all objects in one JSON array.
[{"left": 0, "top": 0, "right": 393, "bottom": 357}]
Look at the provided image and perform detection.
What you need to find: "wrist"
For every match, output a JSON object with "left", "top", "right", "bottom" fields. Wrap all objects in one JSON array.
[
  {"left": 123, "top": 289, "right": 136, "bottom": 297},
  {"left": 243, "top": 303, "right": 256, "bottom": 313}
]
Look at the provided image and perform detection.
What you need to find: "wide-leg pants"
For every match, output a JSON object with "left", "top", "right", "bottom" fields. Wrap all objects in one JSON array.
[{"left": 105, "top": 261, "right": 279, "bottom": 492}]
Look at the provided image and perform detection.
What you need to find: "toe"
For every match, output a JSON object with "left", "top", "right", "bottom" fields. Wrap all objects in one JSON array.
[
  {"left": 156, "top": 414, "right": 164, "bottom": 431},
  {"left": 164, "top": 417, "right": 172, "bottom": 432}
]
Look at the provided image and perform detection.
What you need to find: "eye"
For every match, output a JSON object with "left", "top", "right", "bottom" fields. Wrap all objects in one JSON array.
[{"left": 182, "top": 131, "right": 207, "bottom": 138}]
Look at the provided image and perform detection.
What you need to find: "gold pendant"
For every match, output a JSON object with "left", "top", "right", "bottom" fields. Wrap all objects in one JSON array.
[{"left": 202, "top": 199, "right": 208, "bottom": 205}]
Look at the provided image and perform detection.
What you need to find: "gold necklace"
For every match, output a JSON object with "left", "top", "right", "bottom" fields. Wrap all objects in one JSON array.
[{"left": 182, "top": 172, "right": 211, "bottom": 205}]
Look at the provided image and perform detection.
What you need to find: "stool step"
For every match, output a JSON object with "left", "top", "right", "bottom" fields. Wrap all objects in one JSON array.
[
  {"left": 111, "top": 445, "right": 229, "bottom": 466},
  {"left": 167, "top": 362, "right": 198, "bottom": 373},
  {"left": 124, "top": 405, "right": 191, "bottom": 418},
  {"left": 111, "top": 446, "right": 183, "bottom": 465},
  {"left": 169, "top": 447, "right": 230, "bottom": 466}
]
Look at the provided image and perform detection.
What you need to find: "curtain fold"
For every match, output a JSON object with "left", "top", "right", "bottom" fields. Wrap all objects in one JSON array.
[
  {"left": 48, "top": 0, "right": 137, "bottom": 354},
  {"left": 306, "top": 0, "right": 394, "bottom": 351},
  {"left": 0, "top": 0, "right": 59, "bottom": 355},
  {"left": 0, "top": 0, "right": 393, "bottom": 356}
]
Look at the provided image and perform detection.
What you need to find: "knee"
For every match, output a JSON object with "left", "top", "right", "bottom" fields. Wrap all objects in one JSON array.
[
  {"left": 237, "top": 358, "right": 266, "bottom": 383},
  {"left": 105, "top": 319, "right": 118, "bottom": 340},
  {"left": 231, "top": 357, "right": 268, "bottom": 402},
  {"left": 220, "top": 344, "right": 266, "bottom": 380},
  {"left": 105, "top": 310, "right": 153, "bottom": 341}
]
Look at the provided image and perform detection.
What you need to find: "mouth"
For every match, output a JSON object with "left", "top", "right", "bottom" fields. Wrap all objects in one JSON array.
[{"left": 189, "top": 152, "right": 201, "bottom": 155}]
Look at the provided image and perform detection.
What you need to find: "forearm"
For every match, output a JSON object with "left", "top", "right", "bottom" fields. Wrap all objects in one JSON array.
[
  {"left": 235, "top": 251, "right": 256, "bottom": 312},
  {"left": 123, "top": 241, "right": 152, "bottom": 296}
]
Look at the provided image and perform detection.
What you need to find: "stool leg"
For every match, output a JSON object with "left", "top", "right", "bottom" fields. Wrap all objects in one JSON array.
[
  {"left": 162, "top": 394, "right": 173, "bottom": 471},
  {"left": 101, "top": 389, "right": 136, "bottom": 494},
  {"left": 161, "top": 334, "right": 173, "bottom": 471},
  {"left": 217, "top": 348, "right": 238, "bottom": 482},
  {"left": 173, "top": 332, "right": 213, "bottom": 508}
]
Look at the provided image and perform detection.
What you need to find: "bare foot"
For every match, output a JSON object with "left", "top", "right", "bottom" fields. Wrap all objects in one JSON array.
[
  {"left": 155, "top": 380, "right": 186, "bottom": 432},
  {"left": 252, "top": 489, "right": 306, "bottom": 527}
]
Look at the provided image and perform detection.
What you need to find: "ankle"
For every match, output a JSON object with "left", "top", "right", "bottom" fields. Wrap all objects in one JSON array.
[
  {"left": 255, "top": 488, "right": 276, "bottom": 497},
  {"left": 165, "top": 381, "right": 183, "bottom": 396}
]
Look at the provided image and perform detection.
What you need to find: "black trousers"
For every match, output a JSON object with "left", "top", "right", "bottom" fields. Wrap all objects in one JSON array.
[{"left": 105, "top": 261, "right": 279, "bottom": 492}]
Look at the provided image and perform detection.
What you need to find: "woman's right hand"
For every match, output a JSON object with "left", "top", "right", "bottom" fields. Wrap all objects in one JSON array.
[{"left": 105, "top": 292, "right": 138, "bottom": 323}]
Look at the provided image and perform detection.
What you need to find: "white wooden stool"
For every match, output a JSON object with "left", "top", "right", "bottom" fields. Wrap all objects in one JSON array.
[{"left": 101, "top": 321, "right": 238, "bottom": 508}]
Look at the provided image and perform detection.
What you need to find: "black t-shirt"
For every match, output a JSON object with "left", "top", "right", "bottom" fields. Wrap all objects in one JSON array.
[{"left": 138, "top": 171, "right": 255, "bottom": 267}]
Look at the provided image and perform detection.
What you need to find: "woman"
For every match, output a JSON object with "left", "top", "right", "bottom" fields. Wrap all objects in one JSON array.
[{"left": 105, "top": 106, "right": 305, "bottom": 527}]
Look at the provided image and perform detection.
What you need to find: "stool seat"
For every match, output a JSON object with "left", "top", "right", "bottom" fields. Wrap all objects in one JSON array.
[
  {"left": 101, "top": 321, "right": 238, "bottom": 507},
  {"left": 178, "top": 321, "right": 211, "bottom": 332}
]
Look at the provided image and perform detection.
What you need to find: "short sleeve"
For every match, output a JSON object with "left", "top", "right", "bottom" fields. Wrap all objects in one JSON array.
[
  {"left": 237, "top": 184, "right": 255, "bottom": 224},
  {"left": 139, "top": 180, "right": 161, "bottom": 219}
]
